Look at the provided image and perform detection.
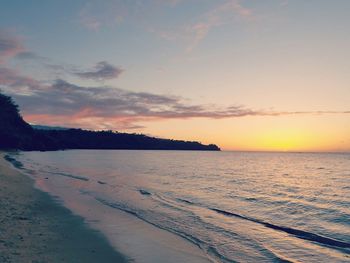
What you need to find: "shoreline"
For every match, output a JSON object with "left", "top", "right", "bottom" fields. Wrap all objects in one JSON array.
[
  {"left": 1, "top": 151, "right": 214, "bottom": 263},
  {"left": 0, "top": 152, "right": 127, "bottom": 262}
]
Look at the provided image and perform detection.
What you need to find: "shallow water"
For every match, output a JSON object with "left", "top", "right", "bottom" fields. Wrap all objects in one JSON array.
[{"left": 10, "top": 150, "right": 350, "bottom": 262}]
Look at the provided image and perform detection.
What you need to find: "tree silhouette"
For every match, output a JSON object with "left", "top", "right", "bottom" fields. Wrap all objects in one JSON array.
[{"left": 0, "top": 92, "right": 220, "bottom": 151}]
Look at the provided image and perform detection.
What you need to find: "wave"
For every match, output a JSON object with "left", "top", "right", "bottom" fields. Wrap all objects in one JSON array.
[
  {"left": 8, "top": 152, "right": 350, "bottom": 262},
  {"left": 4, "top": 154, "right": 89, "bottom": 182},
  {"left": 176, "top": 198, "right": 194, "bottom": 205},
  {"left": 93, "top": 197, "right": 237, "bottom": 262},
  {"left": 152, "top": 195, "right": 350, "bottom": 251},
  {"left": 211, "top": 208, "right": 350, "bottom": 250},
  {"left": 41, "top": 170, "right": 89, "bottom": 181},
  {"left": 139, "top": 189, "right": 152, "bottom": 195},
  {"left": 94, "top": 196, "right": 206, "bottom": 246},
  {"left": 96, "top": 193, "right": 299, "bottom": 263},
  {"left": 4, "top": 154, "right": 23, "bottom": 169}
]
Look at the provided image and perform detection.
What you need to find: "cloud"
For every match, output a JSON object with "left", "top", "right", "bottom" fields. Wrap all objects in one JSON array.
[
  {"left": 0, "top": 28, "right": 348, "bottom": 132},
  {"left": 0, "top": 31, "right": 44, "bottom": 95},
  {"left": 78, "top": 0, "right": 184, "bottom": 31},
  {"left": 280, "top": 0, "right": 289, "bottom": 6},
  {"left": 74, "top": 61, "right": 124, "bottom": 80},
  {"left": 14, "top": 51, "right": 45, "bottom": 60},
  {"left": 4, "top": 78, "right": 350, "bottom": 131},
  {"left": 148, "top": 0, "right": 254, "bottom": 52},
  {"left": 77, "top": 0, "right": 253, "bottom": 52},
  {"left": 0, "top": 31, "right": 24, "bottom": 63},
  {"left": 14, "top": 50, "right": 123, "bottom": 81},
  {"left": 0, "top": 67, "right": 42, "bottom": 94},
  {"left": 186, "top": 0, "right": 253, "bottom": 51},
  {"left": 0, "top": 31, "right": 75, "bottom": 79},
  {"left": 78, "top": 1, "right": 128, "bottom": 31}
]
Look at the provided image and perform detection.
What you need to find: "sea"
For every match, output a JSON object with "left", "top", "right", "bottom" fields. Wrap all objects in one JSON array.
[{"left": 7, "top": 150, "right": 350, "bottom": 262}]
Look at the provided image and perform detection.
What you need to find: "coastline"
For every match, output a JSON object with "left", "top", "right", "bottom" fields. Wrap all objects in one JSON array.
[
  {"left": 0, "top": 152, "right": 127, "bottom": 263},
  {"left": 1, "top": 151, "right": 214, "bottom": 263}
]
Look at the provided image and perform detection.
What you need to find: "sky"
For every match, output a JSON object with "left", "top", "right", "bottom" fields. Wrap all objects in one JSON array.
[{"left": 0, "top": 0, "right": 349, "bottom": 151}]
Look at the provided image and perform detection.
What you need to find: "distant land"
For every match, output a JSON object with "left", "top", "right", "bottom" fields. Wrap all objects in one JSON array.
[
  {"left": 31, "top": 125, "right": 70, "bottom": 131},
  {"left": 0, "top": 93, "right": 220, "bottom": 151}
]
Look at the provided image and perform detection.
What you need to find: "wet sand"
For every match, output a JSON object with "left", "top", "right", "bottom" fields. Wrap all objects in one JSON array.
[{"left": 0, "top": 152, "right": 127, "bottom": 263}]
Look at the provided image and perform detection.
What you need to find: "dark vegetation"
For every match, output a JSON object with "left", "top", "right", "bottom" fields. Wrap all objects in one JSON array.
[{"left": 0, "top": 93, "right": 220, "bottom": 151}]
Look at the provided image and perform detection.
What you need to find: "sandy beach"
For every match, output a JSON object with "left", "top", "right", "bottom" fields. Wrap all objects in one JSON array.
[
  {"left": 0, "top": 152, "right": 127, "bottom": 263},
  {"left": 1, "top": 151, "right": 214, "bottom": 263}
]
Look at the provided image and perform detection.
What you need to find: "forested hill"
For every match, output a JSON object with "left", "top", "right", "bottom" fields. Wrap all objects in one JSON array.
[{"left": 0, "top": 93, "right": 220, "bottom": 151}]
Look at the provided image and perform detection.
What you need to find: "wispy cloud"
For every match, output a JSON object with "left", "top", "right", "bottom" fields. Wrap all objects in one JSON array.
[
  {"left": 0, "top": 67, "right": 42, "bottom": 95},
  {"left": 14, "top": 50, "right": 123, "bottom": 81},
  {"left": 0, "top": 30, "right": 24, "bottom": 63},
  {"left": 77, "top": 0, "right": 254, "bottom": 52},
  {"left": 280, "top": 0, "right": 289, "bottom": 7},
  {"left": 3, "top": 77, "right": 349, "bottom": 130},
  {"left": 74, "top": 61, "right": 124, "bottom": 80},
  {"left": 147, "top": 0, "right": 254, "bottom": 52},
  {"left": 78, "top": 0, "right": 185, "bottom": 31},
  {"left": 1, "top": 29, "right": 349, "bottom": 131},
  {"left": 187, "top": 0, "right": 253, "bottom": 51},
  {"left": 78, "top": 1, "right": 130, "bottom": 31}
]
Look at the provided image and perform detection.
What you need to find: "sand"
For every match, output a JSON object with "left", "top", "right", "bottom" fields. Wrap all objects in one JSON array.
[{"left": 0, "top": 152, "right": 127, "bottom": 263}]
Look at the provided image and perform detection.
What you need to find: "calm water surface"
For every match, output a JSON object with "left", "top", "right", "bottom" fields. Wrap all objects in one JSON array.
[{"left": 11, "top": 151, "right": 350, "bottom": 262}]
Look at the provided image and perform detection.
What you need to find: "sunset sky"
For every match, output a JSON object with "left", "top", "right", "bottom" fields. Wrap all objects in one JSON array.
[{"left": 1, "top": 0, "right": 349, "bottom": 151}]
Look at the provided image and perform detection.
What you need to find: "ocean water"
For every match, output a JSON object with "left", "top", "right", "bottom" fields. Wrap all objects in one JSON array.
[{"left": 8, "top": 150, "right": 350, "bottom": 262}]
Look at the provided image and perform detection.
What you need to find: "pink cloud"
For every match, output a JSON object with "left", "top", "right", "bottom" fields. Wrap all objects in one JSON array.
[
  {"left": 8, "top": 79, "right": 350, "bottom": 132},
  {"left": 0, "top": 30, "right": 25, "bottom": 63},
  {"left": 149, "top": 0, "right": 254, "bottom": 52},
  {"left": 0, "top": 67, "right": 42, "bottom": 94},
  {"left": 186, "top": 0, "right": 254, "bottom": 52}
]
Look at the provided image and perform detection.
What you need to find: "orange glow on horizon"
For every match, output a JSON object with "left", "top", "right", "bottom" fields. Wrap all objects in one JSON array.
[
  {"left": 25, "top": 112, "right": 350, "bottom": 153},
  {"left": 220, "top": 130, "right": 349, "bottom": 153},
  {"left": 144, "top": 116, "right": 350, "bottom": 153}
]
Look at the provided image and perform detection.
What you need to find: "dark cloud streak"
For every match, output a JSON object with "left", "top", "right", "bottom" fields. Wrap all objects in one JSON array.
[
  {"left": 14, "top": 53, "right": 123, "bottom": 81},
  {"left": 74, "top": 61, "right": 124, "bottom": 80},
  {"left": 3, "top": 78, "right": 349, "bottom": 130}
]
